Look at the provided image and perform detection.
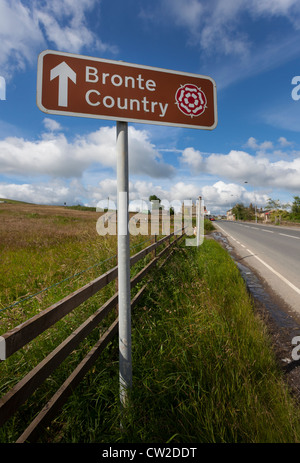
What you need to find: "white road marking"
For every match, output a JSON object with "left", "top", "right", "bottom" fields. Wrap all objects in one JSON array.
[
  {"left": 245, "top": 248, "right": 300, "bottom": 296},
  {"left": 279, "top": 233, "right": 300, "bottom": 240},
  {"left": 216, "top": 224, "right": 300, "bottom": 296}
]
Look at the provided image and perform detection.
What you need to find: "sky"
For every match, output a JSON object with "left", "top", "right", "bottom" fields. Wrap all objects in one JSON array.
[{"left": 1, "top": 0, "right": 300, "bottom": 215}]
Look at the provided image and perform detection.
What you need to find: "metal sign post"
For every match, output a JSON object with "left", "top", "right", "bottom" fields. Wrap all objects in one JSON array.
[
  {"left": 196, "top": 196, "right": 203, "bottom": 247},
  {"left": 116, "top": 121, "right": 132, "bottom": 407}
]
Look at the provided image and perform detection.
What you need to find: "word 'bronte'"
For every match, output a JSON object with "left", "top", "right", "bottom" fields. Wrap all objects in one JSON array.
[{"left": 84, "top": 66, "right": 168, "bottom": 117}]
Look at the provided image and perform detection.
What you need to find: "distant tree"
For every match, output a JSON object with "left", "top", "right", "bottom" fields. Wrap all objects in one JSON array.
[
  {"left": 292, "top": 196, "right": 300, "bottom": 216},
  {"left": 149, "top": 194, "right": 164, "bottom": 211},
  {"left": 266, "top": 198, "right": 282, "bottom": 210},
  {"left": 265, "top": 197, "right": 294, "bottom": 223},
  {"left": 149, "top": 194, "right": 161, "bottom": 203},
  {"left": 232, "top": 203, "right": 255, "bottom": 221},
  {"left": 232, "top": 203, "right": 245, "bottom": 220}
]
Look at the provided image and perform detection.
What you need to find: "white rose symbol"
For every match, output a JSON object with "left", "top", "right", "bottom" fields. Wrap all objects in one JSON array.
[{"left": 175, "top": 84, "right": 207, "bottom": 118}]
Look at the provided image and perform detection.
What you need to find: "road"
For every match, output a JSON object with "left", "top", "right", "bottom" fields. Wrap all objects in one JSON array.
[{"left": 213, "top": 220, "right": 300, "bottom": 317}]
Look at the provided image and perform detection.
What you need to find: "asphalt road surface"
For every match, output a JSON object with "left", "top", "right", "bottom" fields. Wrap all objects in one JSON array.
[{"left": 214, "top": 220, "right": 300, "bottom": 318}]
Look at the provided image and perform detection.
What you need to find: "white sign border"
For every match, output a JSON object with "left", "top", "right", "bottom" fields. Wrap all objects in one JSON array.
[{"left": 37, "top": 49, "right": 218, "bottom": 131}]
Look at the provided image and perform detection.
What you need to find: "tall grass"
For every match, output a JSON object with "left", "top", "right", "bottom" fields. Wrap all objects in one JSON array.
[
  {"left": 0, "top": 203, "right": 150, "bottom": 442},
  {"left": 118, "top": 240, "right": 300, "bottom": 443},
  {"left": 25, "top": 240, "right": 300, "bottom": 443}
]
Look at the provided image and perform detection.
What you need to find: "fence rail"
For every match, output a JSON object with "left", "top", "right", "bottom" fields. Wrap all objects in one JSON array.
[{"left": 0, "top": 230, "right": 185, "bottom": 442}]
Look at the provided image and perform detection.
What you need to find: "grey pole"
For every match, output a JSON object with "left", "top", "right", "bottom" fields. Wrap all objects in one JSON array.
[
  {"left": 196, "top": 196, "right": 204, "bottom": 247},
  {"left": 196, "top": 196, "right": 200, "bottom": 247},
  {"left": 116, "top": 121, "right": 132, "bottom": 407}
]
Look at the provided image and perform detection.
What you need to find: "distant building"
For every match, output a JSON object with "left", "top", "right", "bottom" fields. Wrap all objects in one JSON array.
[
  {"left": 258, "top": 210, "right": 273, "bottom": 222},
  {"left": 227, "top": 209, "right": 235, "bottom": 221}
]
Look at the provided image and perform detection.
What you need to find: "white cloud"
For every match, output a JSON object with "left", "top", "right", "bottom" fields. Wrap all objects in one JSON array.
[
  {"left": 180, "top": 146, "right": 300, "bottom": 190},
  {"left": 180, "top": 147, "right": 203, "bottom": 171},
  {"left": 0, "top": 180, "right": 73, "bottom": 205},
  {"left": 153, "top": 0, "right": 300, "bottom": 90},
  {"left": 0, "top": 176, "right": 272, "bottom": 213},
  {"left": 169, "top": 181, "right": 200, "bottom": 200},
  {"left": 205, "top": 150, "right": 264, "bottom": 183},
  {"left": 0, "top": 0, "right": 44, "bottom": 76},
  {"left": 0, "top": 177, "right": 167, "bottom": 208},
  {"left": 200, "top": 180, "right": 269, "bottom": 213},
  {"left": 0, "top": 126, "right": 175, "bottom": 179},
  {"left": 127, "top": 128, "right": 176, "bottom": 178},
  {"left": 245, "top": 137, "right": 273, "bottom": 152},
  {"left": 164, "top": 0, "right": 203, "bottom": 29},
  {"left": 278, "top": 136, "right": 293, "bottom": 147},
  {"left": 245, "top": 137, "right": 259, "bottom": 149},
  {"left": 259, "top": 141, "right": 274, "bottom": 151},
  {"left": 43, "top": 118, "right": 62, "bottom": 132},
  {"left": 1, "top": 126, "right": 297, "bottom": 211},
  {"left": 161, "top": 0, "right": 300, "bottom": 53},
  {"left": 162, "top": 0, "right": 249, "bottom": 58},
  {"left": 129, "top": 180, "right": 168, "bottom": 202},
  {"left": 249, "top": 0, "right": 300, "bottom": 18},
  {"left": 0, "top": 0, "right": 116, "bottom": 78},
  {"left": 34, "top": 0, "right": 114, "bottom": 54},
  {"left": 0, "top": 133, "right": 82, "bottom": 177},
  {"left": 213, "top": 33, "right": 300, "bottom": 90}
]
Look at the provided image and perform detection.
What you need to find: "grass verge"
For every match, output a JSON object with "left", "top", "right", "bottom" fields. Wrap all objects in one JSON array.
[
  {"left": 115, "top": 240, "right": 300, "bottom": 443},
  {"left": 1, "top": 204, "right": 299, "bottom": 443},
  {"left": 22, "top": 239, "right": 300, "bottom": 443}
]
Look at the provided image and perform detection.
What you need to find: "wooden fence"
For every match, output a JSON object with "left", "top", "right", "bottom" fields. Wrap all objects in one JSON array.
[{"left": 0, "top": 230, "right": 185, "bottom": 443}]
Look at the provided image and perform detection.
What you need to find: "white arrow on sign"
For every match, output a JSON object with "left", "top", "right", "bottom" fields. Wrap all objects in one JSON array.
[{"left": 50, "top": 61, "right": 76, "bottom": 107}]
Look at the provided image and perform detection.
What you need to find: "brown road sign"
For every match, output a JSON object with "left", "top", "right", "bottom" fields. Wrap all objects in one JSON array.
[{"left": 37, "top": 50, "right": 217, "bottom": 130}]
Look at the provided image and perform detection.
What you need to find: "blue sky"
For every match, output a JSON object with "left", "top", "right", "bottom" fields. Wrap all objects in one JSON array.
[{"left": 1, "top": 0, "right": 300, "bottom": 214}]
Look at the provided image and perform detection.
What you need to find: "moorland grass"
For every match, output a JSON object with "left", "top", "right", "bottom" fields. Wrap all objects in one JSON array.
[
  {"left": 37, "top": 239, "right": 300, "bottom": 443},
  {"left": 0, "top": 203, "right": 151, "bottom": 442}
]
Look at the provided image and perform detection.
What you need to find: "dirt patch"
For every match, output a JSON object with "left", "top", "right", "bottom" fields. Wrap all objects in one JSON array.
[{"left": 210, "top": 231, "right": 300, "bottom": 403}]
